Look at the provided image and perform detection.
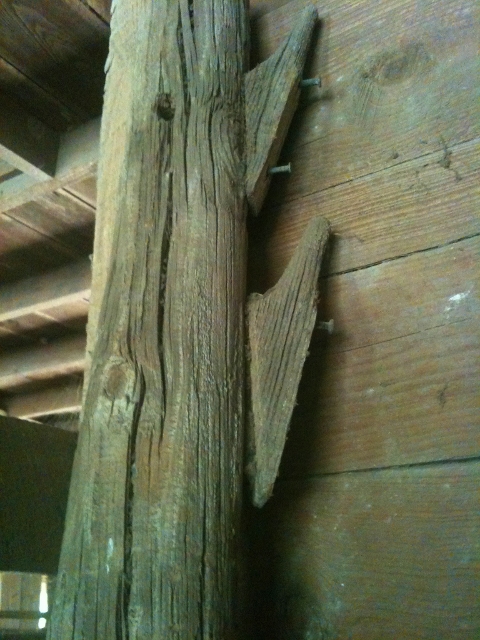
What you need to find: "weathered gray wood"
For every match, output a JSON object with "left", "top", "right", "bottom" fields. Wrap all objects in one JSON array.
[
  {"left": 48, "top": 3, "right": 320, "bottom": 638},
  {"left": 245, "top": 6, "right": 316, "bottom": 214},
  {"left": 247, "top": 216, "right": 329, "bottom": 507}
]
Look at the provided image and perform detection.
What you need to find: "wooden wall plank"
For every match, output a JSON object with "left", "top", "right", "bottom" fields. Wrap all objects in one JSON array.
[
  {"left": 252, "top": 0, "right": 479, "bottom": 204},
  {"left": 0, "top": 1, "right": 108, "bottom": 118},
  {"left": 0, "top": 334, "right": 86, "bottom": 391},
  {"left": 322, "top": 236, "right": 479, "bottom": 352},
  {"left": 247, "top": 461, "right": 480, "bottom": 640},
  {"left": 283, "top": 319, "right": 479, "bottom": 476},
  {"left": 249, "top": 138, "right": 480, "bottom": 282},
  {"left": 0, "top": 416, "right": 77, "bottom": 574},
  {"left": 4, "top": 194, "right": 94, "bottom": 255}
]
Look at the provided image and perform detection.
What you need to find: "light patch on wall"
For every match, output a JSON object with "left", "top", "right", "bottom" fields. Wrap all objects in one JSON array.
[{"left": 38, "top": 575, "right": 48, "bottom": 629}]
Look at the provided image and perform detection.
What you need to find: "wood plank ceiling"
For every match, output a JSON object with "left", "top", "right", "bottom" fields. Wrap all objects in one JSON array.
[{"left": 0, "top": 0, "right": 107, "bottom": 419}]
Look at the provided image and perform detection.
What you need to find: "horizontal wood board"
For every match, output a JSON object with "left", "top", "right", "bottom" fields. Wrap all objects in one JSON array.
[
  {"left": 251, "top": 0, "right": 479, "bottom": 205},
  {"left": 0, "top": 0, "right": 109, "bottom": 121},
  {"left": 246, "top": 461, "right": 480, "bottom": 640}
]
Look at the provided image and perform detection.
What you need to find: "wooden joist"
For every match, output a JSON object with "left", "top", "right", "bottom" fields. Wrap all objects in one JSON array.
[
  {"left": 0, "top": 94, "right": 59, "bottom": 180},
  {"left": 0, "top": 259, "right": 91, "bottom": 323},
  {"left": 4, "top": 381, "right": 82, "bottom": 420},
  {"left": 0, "top": 117, "right": 100, "bottom": 213},
  {"left": 0, "top": 334, "right": 86, "bottom": 391}
]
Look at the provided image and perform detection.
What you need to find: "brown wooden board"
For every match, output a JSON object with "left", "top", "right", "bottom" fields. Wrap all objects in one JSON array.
[
  {"left": 4, "top": 380, "right": 83, "bottom": 419},
  {"left": 0, "top": 417, "right": 77, "bottom": 574},
  {"left": 0, "top": 259, "right": 91, "bottom": 323},
  {"left": 0, "top": 118, "right": 100, "bottom": 214},
  {"left": 246, "top": 461, "right": 480, "bottom": 640},
  {"left": 249, "top": 138, "right": 480, "bottom": 284},
  {"left": 283, "top": 319, "right": 479, "bottom": 476},
  {"left": 5, "top": 194, "right": 94, "bottom": 255},
  {"left": 278, "top": 237, "right": 480, "bottom": 475},
  {"left": 252, "top": 0, "right": 479, "bottom": 205},
  {"left": 0, "top": 214, "right": 82, "bottom": 285},
  {"left": 0, "top": 1, "right": 108, "bottom": 118},
  {"left": 0, "top": 334, "right": 86, "bottom": 390},
  {"left": 322, "top": 236, "right": 480, "bottom": 353}
]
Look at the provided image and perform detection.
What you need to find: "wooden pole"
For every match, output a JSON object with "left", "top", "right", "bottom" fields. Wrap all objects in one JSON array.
[{"left": 48, "top": 2, "right": 327, "bottom": 638}]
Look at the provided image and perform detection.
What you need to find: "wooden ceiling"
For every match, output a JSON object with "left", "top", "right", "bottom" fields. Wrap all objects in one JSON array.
[{"left": 0, "top": 0, "right": 110, "bottom": 419}]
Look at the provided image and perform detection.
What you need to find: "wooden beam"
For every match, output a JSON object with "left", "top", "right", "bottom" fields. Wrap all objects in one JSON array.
[
  {"left": 4, "top": 381, "right": 82, "bottom": 420},
  {"left": 0, "top": 117, "right": 100, "bottom": 214},
  {"left": 0, "top": 415, "right": 77, "bottom": 574},
  {"left": 0, "top": 335, "right": 86, "bottom": 391},
  {"left": 0, "top": 94, "right": 60, "bottom": 180},
  {"left": 0, "top": 259, "right": 91, "bottom": 323}
]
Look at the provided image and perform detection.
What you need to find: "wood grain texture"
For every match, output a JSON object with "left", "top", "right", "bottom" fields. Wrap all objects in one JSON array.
[
  {"left": 249, "top": 137, "right": 480, "bottom": 283},
  {"left": 282, "top": 318, "right": 479, "bottom": 476},
  {"left": 0, "top": 214, "right": 84, "bottom": 286},
  {"left": 245, "top": 6, "right": 316, "bottom": 213},
  {"left": 247, "top": 216, "right": 329, "bottom": 506},
  {"left": 252, "top": 0, "right": 479, "bottom": 204},
  {"left": 50, "top": 0, "right": 250, "bottom": 637},
  {"left": 246, "top": 461, "right": 480, "bottom": 640},
  {"left": 0, "top": 0, "right": 108, "bottom": 117},
  {"left": 0, "top": 56, "right": 80, "bottom": 131},
  {"left": 0, "top": 573, "right": 45, "bottom": 633},
  {"left": 0, "top": 417, "right": 76, "bottom": 574}
]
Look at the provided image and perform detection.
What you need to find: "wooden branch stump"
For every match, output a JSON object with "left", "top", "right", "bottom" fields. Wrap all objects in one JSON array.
[{"left": 48, "top": 3, "right": 328, "bottom": 638}]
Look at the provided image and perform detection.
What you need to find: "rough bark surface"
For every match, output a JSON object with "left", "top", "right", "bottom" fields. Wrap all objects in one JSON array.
[{"left": 48, "top": 2, "right": 323, "bottom": 639}]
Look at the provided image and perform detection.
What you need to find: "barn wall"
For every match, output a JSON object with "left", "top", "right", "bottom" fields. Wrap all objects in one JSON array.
[{"left": 246, "top": 0, "right": 479, "bottom": 637}]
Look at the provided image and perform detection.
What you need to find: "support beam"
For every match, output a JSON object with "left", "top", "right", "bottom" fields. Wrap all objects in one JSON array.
[
  {"left": 49, "top": 4, "right": 322, "bottom": 638},
  {"left": 0, "top": 335, "right": 86, "bottom": 391},
  {"left": 0, "top": 94, "right": 60, "bottom": 181},
  {"left": 0, "top": 259, "right": 91, "bottom": 323},
  {"left": 4, "top": 381, "right": 82, "bottom": 420},
  {"left": 0, "top": 415, "right": 77, "bottom": 574},
  {"left": 0, "top": 117, "right": 100, "bottom": 214}
]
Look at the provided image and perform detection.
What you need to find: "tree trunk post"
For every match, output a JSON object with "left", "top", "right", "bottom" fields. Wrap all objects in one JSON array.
[{"left": 48, "top": 2, "right": 327, "bottom": 638}]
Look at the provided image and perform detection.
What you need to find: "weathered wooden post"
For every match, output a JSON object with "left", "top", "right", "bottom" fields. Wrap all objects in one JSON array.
[{"left": 48, "top": 1, "right": 328, "bottom": 638}]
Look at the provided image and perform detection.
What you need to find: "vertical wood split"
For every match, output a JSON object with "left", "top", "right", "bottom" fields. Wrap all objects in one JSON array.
[{"left": 48, "top": 3, "right": 328, "bottom": 639}]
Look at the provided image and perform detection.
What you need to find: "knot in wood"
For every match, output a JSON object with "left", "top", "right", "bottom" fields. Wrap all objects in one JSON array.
[
  {"left": 104, "top": 360, "right": 135, "bottom": 400},
  {"left": 155, "top": 92, "right": 175, "bottom": 121}
]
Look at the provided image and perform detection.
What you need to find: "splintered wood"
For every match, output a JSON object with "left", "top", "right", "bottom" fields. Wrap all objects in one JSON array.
[{"left": 48, "top": 3, "right": 328, "bottom": 638}]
